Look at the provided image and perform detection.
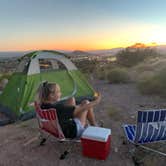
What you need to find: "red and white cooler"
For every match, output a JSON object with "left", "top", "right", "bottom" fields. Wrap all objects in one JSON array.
[{"left": 81, "top": 126, "right": 111, "bottom": 160}]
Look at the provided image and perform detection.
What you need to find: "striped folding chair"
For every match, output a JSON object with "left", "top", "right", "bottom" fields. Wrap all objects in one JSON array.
[
  {"left": 123, "top": 109, "right": 166, "bottom": 156},
  {"left": 34, "top": 101, "right": 66, "bottom": 144}
]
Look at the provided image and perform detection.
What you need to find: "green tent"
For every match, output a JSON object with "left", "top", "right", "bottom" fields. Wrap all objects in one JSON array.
[{"left": 0, "top": 50, "right": 95, "bottom": 123}]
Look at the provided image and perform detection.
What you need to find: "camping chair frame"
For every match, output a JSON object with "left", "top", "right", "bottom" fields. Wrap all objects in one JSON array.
[
  {"left": 34, "top": 101, "right": 80, "bottom": 145},
  {"left": 123, "top": 109, "right": 166, "bottom": 157}
]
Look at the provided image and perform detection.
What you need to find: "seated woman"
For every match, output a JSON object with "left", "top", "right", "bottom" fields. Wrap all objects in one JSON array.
[{"left": 36, "top": 81, "right": 101, "bottom": 139}]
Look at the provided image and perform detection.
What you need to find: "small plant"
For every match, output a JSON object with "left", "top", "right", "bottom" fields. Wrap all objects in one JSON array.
[
  {"left": 95, "top": 67, "right": 108, "bottom": 80},
  {"left": 137, "top": 68, "right": 166, "bottom": 97},
  {"left": 0, "top": 73, "right": 11, "bottom": 82},
  {"left": 74, "top": 59, "right": 98, "bottom": 74},
  {"left": 107, "top": 68, "right": 130, "bottom": 83}
]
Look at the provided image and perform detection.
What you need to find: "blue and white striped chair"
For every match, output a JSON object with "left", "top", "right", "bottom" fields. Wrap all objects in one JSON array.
[{"left": 123, "top": 109, "right": 166, "bottom": 156}]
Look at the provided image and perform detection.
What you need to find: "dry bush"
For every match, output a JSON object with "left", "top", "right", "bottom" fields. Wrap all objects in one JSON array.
[
  {"left": 74, "top": 59, "right": 98, "bottom": 74},
  {"left": 137, "top": 68, "right": 166, "bottom": 97},
  {"left": 0, "top": 74, "right": 11, "bottom": 82},
  {"left": 116, "top": 47, "right": 156, "bottom": 67},
  {"left": 94, "top": 62, "right": 118, "bottom": 80},
  {"left": 129, "top": 54, "right": 166, "bottom": 82},
  {"left": 136, "top": 71, "right": 155, "bottom": 82},
  {"left": 95, "top": 67, "right": 108, "bottom": 80},
  {"left": 107, "top": 68, "right": 130, "bottom": 84}
]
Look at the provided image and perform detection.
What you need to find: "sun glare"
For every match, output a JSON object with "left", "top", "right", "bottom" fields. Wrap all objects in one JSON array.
[{"left": 142, "top": 26, "right": 166, "bottom": 45}]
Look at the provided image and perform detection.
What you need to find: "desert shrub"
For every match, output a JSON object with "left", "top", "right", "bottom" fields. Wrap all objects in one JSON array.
[
  {"left": 130, "top": 54, "right": 166, "bottom": 82},
  {"left": 107, "top": 68, "right": 130, "bottom": 83},
  {"left": 116, "top": 47, "right": 156, "bottom": 67},
  {"left": 137, "top": 68, "right": 166, "bottom": 96},
  {"left": 74, "top": 59, "right": 98, "bottom": 74},
  {"left": 93, "top": 62, "right": 120, "bottom": 80},
  {"left": 95, "top": 67, "right": 108, "bottom": 80},
  {"left": 134, "top": 56, "right": 166, "bottom": 73},
  {"left": 0, "top": 73, "right": 11, "bottom": 82},
  {"left": 136, "top": 71, "right": 154, "bottom": 81}
]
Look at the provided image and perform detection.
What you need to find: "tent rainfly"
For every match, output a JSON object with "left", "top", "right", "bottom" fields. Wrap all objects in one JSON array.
[{"left": 0, "top": 50, "right": 95, "bottom": 125}]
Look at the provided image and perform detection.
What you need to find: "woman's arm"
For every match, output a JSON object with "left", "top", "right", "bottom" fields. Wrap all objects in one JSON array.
[{"left": 73, "top": 93, "right": 101, "bottom": 116}]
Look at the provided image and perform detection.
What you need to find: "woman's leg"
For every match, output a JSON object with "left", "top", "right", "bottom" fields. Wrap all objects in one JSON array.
[
  {"left": 77, "top": 100, "right": 96, "bottom": 126},
  {"left": 75, "top": 109, "right": 88, "bottom": 127},
  {"left": 87, "top": 107, "right": 96, "bottom": 126},
  {"left": 81, "top": 100, "right": 96, "bottom": 126}
]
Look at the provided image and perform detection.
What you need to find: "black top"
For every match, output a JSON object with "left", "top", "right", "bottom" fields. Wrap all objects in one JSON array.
[{"left": 41, "top": 102, "right": 77, "bottom": 138}]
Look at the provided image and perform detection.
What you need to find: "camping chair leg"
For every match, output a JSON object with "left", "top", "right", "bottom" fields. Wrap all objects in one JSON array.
[
  {"left": 39, "top": 137, "right": 47, "bottom": 146},
  {"left": 122, "top": 142, "right": 142, "bottom": 165},
  {"left": 138, "top": 144, "right": 166, "bottom": 157},
  {"left": 131, "top": 144, "right": 166, "bottom": 165},
  {"left": 38, "top": 130, "right": 50, "bottom": 146},
  {"left": 59, "top": 140, "right": 80, "bottom": 160}
]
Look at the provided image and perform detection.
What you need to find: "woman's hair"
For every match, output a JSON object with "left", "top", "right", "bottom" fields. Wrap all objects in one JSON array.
[{"left": 36, "top": 81, "right": 57, "bottom": 104}]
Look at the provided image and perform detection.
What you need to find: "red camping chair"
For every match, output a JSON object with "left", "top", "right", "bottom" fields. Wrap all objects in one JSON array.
[
  {"left": 34, "top": 101, "right": 66, "bottom": 145},
  {"left": 34, "top": 101, "right": 80, "bottom": 145}
]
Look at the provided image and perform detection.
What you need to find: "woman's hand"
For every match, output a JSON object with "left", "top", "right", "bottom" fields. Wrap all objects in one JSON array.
[
  {"left": 82, "top": 92, "right": 101, "bottom": 109},
  {"left": 94, "top": 92, "right": 101, "bottom": 104},
  {"left": 74, "top": 93, "right": 102, "bottom": 116}
]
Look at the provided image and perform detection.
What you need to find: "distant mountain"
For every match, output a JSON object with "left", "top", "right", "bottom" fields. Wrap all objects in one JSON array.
[
  {"left": 68, "top": 50, "right": 96, "bottom": 56},
  {"left": 0, "top": 51, "right": 29, "bottom": 58},
  {"left": 88, "top": 44, "right": 166, "bottom": 56},
  {"left": 88, "top": 47, "right": 124, "bottom": 56}
]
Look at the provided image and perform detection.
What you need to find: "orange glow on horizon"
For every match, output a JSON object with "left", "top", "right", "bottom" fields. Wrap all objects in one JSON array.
[
  {"left": 1, "top": 22, "right": 166, "bottom": 52},
  {"left": 0, "top": 40, "right": 166, "bottom": 52}
]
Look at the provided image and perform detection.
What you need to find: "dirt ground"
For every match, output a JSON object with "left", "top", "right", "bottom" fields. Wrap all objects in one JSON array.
[{"left": 0, "top": 79, "right": 166, "bottom": 166}]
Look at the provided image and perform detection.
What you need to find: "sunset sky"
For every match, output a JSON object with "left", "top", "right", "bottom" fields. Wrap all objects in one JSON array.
[{"left": 0, "top": 0, "right": 166, "bottom": 51}]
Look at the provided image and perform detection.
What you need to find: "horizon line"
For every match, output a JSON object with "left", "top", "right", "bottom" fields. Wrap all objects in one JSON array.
[{"left": 0, "top": 43, "right": 166, "bottom": 52}]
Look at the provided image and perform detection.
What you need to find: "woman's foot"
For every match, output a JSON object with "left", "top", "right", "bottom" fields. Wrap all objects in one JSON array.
[{"left": 97, "top": 120, "right": 104, "bottom": 127}]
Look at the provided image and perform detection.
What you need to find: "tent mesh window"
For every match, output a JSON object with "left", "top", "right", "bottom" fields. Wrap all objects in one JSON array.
[
  {"left": 16, "top": 56, "right": 31, "bottom": 73},
  {"left": 39, "top": 59, "right": 67, "bottom": 72}
]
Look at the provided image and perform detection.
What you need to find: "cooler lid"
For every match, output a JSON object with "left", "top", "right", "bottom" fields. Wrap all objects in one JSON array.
[{"left": 81, "top": 126, "right": 111, "bottom": 142}]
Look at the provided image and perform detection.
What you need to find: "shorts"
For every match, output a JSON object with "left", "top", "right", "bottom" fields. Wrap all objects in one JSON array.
[{"left": 74, "top": 118, "right": 86, "bottom": 138}]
